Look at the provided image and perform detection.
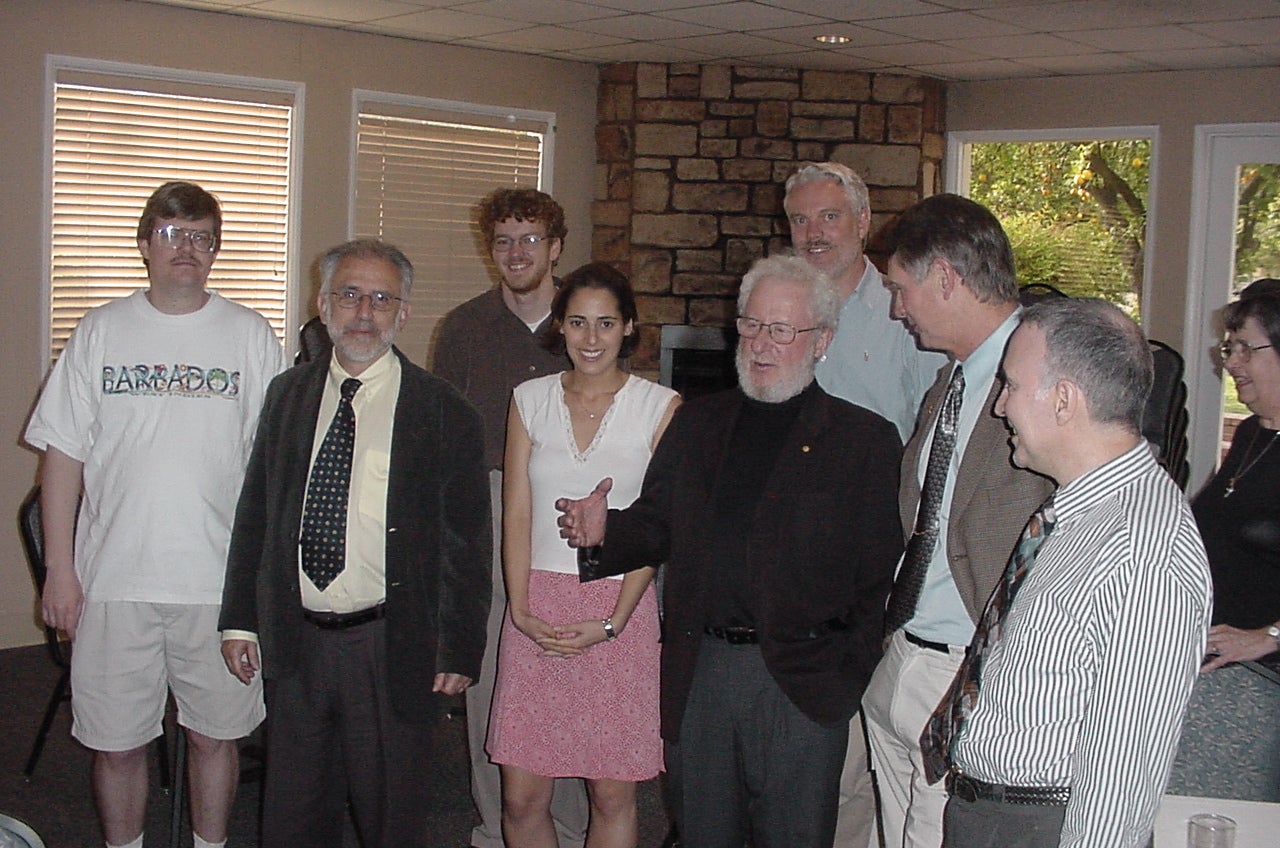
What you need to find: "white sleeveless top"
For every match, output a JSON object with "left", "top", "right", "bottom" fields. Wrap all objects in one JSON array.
[{"left": 514, "top": 372, "right": 678, "bottom": 578}]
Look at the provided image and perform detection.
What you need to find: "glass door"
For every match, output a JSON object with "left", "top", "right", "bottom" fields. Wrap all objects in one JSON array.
[{"left": 1185, "top": 124, "right": 1280, "bottom": 490}]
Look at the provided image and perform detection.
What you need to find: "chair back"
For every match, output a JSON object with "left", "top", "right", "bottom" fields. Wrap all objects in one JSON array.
[
  {"left": 1017, "top": 282, "right": 1069, "bottom": 306},
  {"left": 1144, "top": 339, "right": 1191, "bottom": 490},
  {"left": 18, "top": 486, "right": 70, "bottom": 668},
  {"left": 296, "top": 315, "right": 332, "bottom": 364}
]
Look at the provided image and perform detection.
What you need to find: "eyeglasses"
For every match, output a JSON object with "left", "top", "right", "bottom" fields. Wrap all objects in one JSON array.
[
  {"left": 329, "top": 289, "right": 404, "bottom": 313},
  {"left": 492, "top": 234, "right": 553, "bottom": 253},
  {"left": 153, "top": 225, "right": 218, "bottom": 253},
  {"left": 1219, "top": 339, "right": 1275, "bottom": 363},
  {"left": 735, "top": 317, "right": 820, "bottom": 345}
]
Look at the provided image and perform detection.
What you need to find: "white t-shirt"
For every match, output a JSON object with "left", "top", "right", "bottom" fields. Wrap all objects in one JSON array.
[
  {"left": 516, "top": 373, "right": 677, "bottom": 578},
  {"left": 25, "top": 290, "right": 286, "bottom": 604}
]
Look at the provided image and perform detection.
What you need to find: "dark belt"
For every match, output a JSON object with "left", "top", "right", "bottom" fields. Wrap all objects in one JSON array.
[
  {"left": 704, "top": 626, "right": 758, "bottom": 645},
  {"left": 904, "top": 630, "right": 952, "bottom": 653},
  {"left": 947, "top": 772, "right": 1070, "bottom": 806},
  {"left": 303, "top": 603, "right": 386, "bottom": 630}
]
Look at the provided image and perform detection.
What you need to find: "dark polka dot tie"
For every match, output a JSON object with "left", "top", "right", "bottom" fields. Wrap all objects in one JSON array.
[{"left": 300, "top": 377, "right": 361, "bottom": 591}]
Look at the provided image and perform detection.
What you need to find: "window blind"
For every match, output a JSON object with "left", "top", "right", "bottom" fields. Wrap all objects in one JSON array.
[
  {"left": 355, "top": 108, "right": 545, "bottom": 366},
  {"left": 51, "top": 81, "right": 292, "bottom": 360}
]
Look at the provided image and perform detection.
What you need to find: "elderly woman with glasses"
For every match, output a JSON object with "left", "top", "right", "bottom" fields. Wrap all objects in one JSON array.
[{"left": 1167, "top": 278, "right": 1280, "bottom": 801}]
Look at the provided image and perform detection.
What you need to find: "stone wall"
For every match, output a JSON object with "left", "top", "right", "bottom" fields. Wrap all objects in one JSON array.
[{"left": 593, "top": 62, "right": 945, "bottom": 372}]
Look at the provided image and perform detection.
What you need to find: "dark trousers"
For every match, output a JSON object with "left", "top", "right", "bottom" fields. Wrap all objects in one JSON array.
[
  {"left": 261, "top": 618, "right": 436, "bottom": 848},
  {"left": 666, "top": 637, "right": 848, "bottom": 848},
  {"left": 942, "top": 796, "right": 1067, "bottom": 848}
]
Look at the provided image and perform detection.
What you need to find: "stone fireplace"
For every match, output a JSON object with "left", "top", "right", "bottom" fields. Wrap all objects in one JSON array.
[{"left": 593, "top": 62, "right": 945, "bottom": 377}]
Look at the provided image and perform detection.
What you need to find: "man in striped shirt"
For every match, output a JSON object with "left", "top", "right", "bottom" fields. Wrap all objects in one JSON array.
[{"left": 942, "top": 298, "right": 1211, "bottom": 847}]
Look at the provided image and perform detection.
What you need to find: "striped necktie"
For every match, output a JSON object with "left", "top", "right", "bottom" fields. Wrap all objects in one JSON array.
[
  {"left": 300, "top": 377, "right": 361, "bottom": 591},
  {"left": 919, "top": 494, "right": 1058, "bottom": 784}
]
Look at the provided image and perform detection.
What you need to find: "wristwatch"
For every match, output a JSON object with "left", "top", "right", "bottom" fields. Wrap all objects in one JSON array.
[
  {"left": 1267, "top": 624, "right": 1280, "bottom": 649},
  {"left": 602, "top": 617, "right": 618, "bottom": 642}
]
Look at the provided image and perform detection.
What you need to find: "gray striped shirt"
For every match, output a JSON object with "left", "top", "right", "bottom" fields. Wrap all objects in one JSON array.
[{"left": 952, "top": 442, "right": 1211, "bottom": 847}]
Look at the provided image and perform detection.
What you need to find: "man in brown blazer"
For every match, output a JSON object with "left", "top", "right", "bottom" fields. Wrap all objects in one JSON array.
[{"left": 862, "top": 194, "right": 1054, "bottom": 848}]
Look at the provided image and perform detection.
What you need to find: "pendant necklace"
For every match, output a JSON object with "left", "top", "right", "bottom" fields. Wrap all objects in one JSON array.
[{"left": 1224, "top": 426, "right": 1280, "bottom": 497}]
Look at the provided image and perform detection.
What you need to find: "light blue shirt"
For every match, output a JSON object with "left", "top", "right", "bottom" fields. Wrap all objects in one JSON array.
[
  {"left": 814, "top": 262, "right": 947, "bottom": 443},
  {"left": 906, "top": 309, "right": 1022, "bottom": 646}
]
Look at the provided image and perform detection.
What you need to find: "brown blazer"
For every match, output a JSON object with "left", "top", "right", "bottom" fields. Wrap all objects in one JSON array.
[{"left": 900, "top": 366, "right": 1054, "bottom": 623}]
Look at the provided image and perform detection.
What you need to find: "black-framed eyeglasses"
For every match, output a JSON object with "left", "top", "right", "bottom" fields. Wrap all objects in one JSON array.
[
  {"left": 735, "top": 316, "right": 820, "bottom": 345},
  {"left": 153, "top": 224, "right": 218, "bottom": 253},
  {"left": 329, "top": 289, "right": 404, "bottom": 313},
  {"left": 1219, "top": 339, "right": 1275, "bottom": 363},
  {"left": 492, "top": 234, "right": 553, "bottom": 252}
]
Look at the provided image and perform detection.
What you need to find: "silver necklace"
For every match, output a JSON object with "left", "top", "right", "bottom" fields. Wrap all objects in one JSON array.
[{"left": 1224, "top": 427, "right": 1280, "bottom": 497}]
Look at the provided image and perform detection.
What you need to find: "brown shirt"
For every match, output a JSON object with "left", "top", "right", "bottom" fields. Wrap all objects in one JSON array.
[{"left": 432, "top": 286, "right": 568, "bottom": 469}]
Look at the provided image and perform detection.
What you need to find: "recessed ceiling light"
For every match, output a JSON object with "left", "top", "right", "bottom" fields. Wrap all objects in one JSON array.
[{"left": 815, "top": 34, "right": 851, "bottom": 45}]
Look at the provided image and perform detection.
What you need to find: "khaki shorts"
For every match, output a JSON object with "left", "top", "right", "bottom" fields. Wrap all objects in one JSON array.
[{"left": 70, "top": 601, "right": 264, "bottom": 752}]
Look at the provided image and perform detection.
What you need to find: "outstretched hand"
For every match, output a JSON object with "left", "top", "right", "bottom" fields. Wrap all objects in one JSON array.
[{"left": 555, "top": 477, "right": 611, "bottom": 549}]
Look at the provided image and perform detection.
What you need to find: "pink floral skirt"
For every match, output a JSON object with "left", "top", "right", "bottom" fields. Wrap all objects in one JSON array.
[{"left": 486, "top": 569, "right": 662, "bottom": 781}]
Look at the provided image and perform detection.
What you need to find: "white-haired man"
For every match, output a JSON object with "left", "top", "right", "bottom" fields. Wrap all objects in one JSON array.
[{"left": 557, "top": 255, "right": 903, "bottom": 847}]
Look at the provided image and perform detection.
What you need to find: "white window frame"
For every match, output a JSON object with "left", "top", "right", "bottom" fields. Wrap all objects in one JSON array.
[
  {"left": 945, "top": 126, "right": 1160, "bottom": 327},
  {"left": 1184, "top": 122, "right": 1280, "bottom": 488},
  {"left": 349, "top": 90, "right": 555, "bottom": 365},
  {"left": 42, "top": 55, "right": 305, "bottom": 365}
]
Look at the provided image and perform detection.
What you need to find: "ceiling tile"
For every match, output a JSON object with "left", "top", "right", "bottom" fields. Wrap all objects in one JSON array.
[
  {"left": 851, "top": 40, "right": 988, "bottom": 65},
  {"left": 974, "top": 0, "right": 1151, "bottom": 33},
  {"left": 912, "top": 57, "right": 1051, "bottom": 80},
  {"left": 1059, "top": 24, "right": 1223, "bottom": 52},
  {"left": 1185, "top": 17, "right": 1280, "bottom": 47},
  {"left": 655, "top": 2, "right": 828, "bottom": 30},
  {"left": 1128, "top": 45, "right": 1277, "bottom": 70},
  {"left": 864, "top": 10, "right": 1029, "bottom": 40},
  {"left": 252, "top": 0, "right": 423, "bottom": 20},
  {"left": 564, "top": 40, "right": 713, "bottom": 61},
  {"left": 363, "top": 7, "right": 524, "bottom": 37},
  {"left": 570, "top": 12, "right": 717, "bottom": 39},
  {"left": 765, "top": 0, "right": 946, "bottom": 17},
  {"left": 749, "top": 49, "right": 893, "bottom": 71},
  {"left": 457, "top": 0, "right": 627, "bottom": 25},
  {"left": 943, "top": 32, "right": 1099, "bottom": 58},
  {"left": 464, "top": 23, "right": 628, "bottom": 49},
  {"left": 658, "top": 31, "right": 798, "bottom": 58},
  {"left": 1019, "top": 51, "right": 1160, "bottom": 74}
]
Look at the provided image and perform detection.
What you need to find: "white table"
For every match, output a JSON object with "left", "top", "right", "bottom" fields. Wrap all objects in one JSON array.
[{"left": 1155, "top": 794, "right": 1280, "bottom": 847}]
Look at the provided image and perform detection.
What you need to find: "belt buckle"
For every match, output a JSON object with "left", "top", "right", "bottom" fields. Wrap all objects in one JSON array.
[{"left": 949, "top": 770, "right": 978, "bottom": 803}]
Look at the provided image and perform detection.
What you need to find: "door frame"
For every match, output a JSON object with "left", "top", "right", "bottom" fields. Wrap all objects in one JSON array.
[{"left": 1184, "top": 122, "right": 1280, "bottom": 490}]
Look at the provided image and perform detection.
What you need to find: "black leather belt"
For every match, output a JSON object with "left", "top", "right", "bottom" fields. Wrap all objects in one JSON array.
[
  {"left": 948, "top": 772, "right": 1070, "bottom": 806},
  {"left": 704, "top": 626, "right": 758, "bottom": 645},
  {"left": 304, "top": 603, "right": 386, "bottom": 630},
  {"left": 904, "top": 630, "right": 952, "bottom": 653}
]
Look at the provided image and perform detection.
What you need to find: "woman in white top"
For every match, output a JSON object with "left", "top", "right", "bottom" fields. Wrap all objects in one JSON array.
[{"left": 487, "top": 262, "right": 680, "bottom": 848}]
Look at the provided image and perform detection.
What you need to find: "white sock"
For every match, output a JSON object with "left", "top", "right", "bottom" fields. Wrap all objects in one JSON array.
[
  {"left": 107, "top": 835, "right": 143, "bottom": 848},
  {"left": 193, "top": 835, "right": 226, "bottom": 848}
]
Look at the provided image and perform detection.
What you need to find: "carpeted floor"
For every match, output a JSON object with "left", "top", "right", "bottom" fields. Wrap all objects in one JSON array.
[{"left": 0, "top": 643, "right": 670, "bottom": 847}]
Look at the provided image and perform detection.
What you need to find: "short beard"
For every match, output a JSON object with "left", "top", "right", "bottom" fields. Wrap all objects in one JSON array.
[
  {"left": 736, "top": 347, "right": 816, "bottom": 403},
  {"left": 324, "top": 305, "right": 397, "bottom": 365}
]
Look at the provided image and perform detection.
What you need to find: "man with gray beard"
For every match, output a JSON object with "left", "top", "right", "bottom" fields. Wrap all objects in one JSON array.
[
  {"left": 555, "top": 255, "right": 903, "bottom": 847},
  {"left": 220, "top": 239, "right": 491, "bottom": 847}
]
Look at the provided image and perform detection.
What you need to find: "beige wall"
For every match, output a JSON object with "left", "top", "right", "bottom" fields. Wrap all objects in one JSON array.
[
  {"left": 0, "top": 0, "right": 598, "bottom": 648},
  {"left": 949, "top": 66, "right": 1280, "bottom": 345}
]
